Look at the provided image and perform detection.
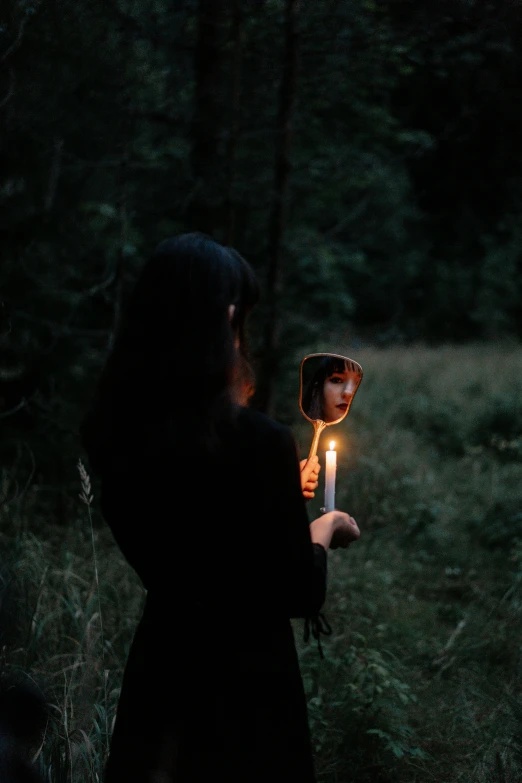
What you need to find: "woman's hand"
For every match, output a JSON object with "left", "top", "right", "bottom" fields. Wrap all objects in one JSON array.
[
  {"left": 300, "top": 456, "right": 321, "bottom": 499},
  {"left": 330, "top": 512, "right": 360, "bottom": 549},
  {"left": 310, "top": 510, "right": 360, "bottom": 549}
]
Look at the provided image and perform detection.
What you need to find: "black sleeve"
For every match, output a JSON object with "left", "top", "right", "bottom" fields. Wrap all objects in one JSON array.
[
  {"left": 280, "top": 428, "right": 328, "bottom": 618},
  {"left": 240, "top": 423, "right": 328, "bottom": 620}
]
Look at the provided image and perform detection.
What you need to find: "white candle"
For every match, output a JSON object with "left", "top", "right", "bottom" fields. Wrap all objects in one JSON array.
[{"left": 324, "top": 440, "right": 337, "bottom": 512}]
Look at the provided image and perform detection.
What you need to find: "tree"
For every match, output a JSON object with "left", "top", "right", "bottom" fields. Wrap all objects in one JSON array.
[
  {"left": 255, "top": 0, "right": 301, "bottom": 415},
  {"left": 187, "top": 0, "right": 228, "bottom": 238}
]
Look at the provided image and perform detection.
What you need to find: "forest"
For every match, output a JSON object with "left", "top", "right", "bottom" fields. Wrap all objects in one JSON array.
[{"left": 1, "top": 0, "right": 522, "bottom": 780}]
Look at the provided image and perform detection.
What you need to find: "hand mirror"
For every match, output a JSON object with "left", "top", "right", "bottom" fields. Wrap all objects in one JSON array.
[{"left": 299, "top": 352, "right": 363, "bottom": 461}]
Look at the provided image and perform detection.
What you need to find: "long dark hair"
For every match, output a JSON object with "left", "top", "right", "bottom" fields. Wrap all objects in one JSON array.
[{"left": 80, "top": 233, "right": 260, "bottom": 478}]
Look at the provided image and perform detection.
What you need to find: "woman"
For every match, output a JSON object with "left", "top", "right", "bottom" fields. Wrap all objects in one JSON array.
[
  {"left": 302, "top": 355, "right": 361, "bottom": 423},
  {"left": 79, "top": 233, "right": 360, "bottom": 783}
]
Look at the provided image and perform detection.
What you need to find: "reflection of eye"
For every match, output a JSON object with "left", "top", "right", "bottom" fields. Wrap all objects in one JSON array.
[{"left": 327, "top": 375, "right": 344, "bottom": 384}]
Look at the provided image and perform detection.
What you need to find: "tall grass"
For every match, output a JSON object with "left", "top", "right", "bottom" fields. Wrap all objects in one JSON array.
[
  {"left": 0, "top": 343, "right": 521, "bottom": 781},
  {"left": 0, "top": 465, "right": 145, "bottom": 781},
  {"left": 294, "top": 343, "right": 522, "bottom": 781}
]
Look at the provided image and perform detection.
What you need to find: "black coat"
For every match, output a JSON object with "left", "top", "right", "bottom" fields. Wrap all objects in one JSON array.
[{"left": 85, "top": 406, "right": 328, "bottom": 783}]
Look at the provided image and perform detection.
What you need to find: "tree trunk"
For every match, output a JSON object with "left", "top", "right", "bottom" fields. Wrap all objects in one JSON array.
[
  {"left": 108, "top": 16, "right": 132, "bottom": 353},
  {"left": 44, "top": 138, "right": 64, "bottom": 213},
  {"left": 225, "top": 0, "right": 244, "bottom": 246},
  {"left": 256, "top": 0, "right": 301, "bottom": 415},
  {"left": 188, "top": 0, "right": 227, "bottom": 238}
]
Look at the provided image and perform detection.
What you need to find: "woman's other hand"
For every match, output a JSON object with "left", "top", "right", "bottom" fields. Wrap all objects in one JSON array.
[
  {"left": 300, "top": 456, "right": 321, "bottom": 499},
  {"left": 329, "top": 512, "right": 360, "bottom": 549},
  {"left": 310, "top": 511, "right": 360, "bottom": 549}
]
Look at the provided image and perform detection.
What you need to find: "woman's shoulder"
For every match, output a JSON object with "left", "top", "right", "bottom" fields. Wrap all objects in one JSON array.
[{"left": 236, "top": 406, "right": 294, "bottom": 445}]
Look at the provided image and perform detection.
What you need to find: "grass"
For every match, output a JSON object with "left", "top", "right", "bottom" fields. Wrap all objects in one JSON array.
[
  {"left": 1, "top": 342, "right": 522, "bottom": 781},
  {"left": 0, "top": 476, "right": 144, "bottom": 780},
  {"left": 294, "top": 342, "right": 522, "bottom": 781}
]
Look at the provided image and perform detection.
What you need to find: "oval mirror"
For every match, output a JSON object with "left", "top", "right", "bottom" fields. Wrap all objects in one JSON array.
[{"left": 299, "top": 352, "right": 363, "bottom": 461}]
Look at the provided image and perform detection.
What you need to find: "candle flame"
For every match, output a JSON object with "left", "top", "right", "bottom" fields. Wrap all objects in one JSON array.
[{"left": 329, "top": 441, "right": 335, "bottom": 450}]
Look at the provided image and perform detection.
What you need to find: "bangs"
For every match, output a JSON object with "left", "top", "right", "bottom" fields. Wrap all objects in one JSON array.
[{"left": 326, "top": 357, "right": 347, "bottom": 375}]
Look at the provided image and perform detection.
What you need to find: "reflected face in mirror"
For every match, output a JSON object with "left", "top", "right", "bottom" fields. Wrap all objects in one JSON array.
[
  {"left": 323, "top": 368, "right": 358, "bottom": 422},
  {"left": 300, "top": 354, "right": 362, "bottom": 424}
]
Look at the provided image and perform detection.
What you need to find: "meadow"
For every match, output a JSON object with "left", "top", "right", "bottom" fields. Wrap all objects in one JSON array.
[{"left": 1, "top": 343, "right": 521, "bottom": 782}]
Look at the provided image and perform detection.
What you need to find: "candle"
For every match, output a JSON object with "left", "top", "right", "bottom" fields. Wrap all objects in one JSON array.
[{"left": 324, "top": 440, "right": 337, "bottom": 512}]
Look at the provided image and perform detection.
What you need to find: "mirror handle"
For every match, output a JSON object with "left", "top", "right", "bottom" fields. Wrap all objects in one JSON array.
[{"left": 307, "top": 419, "right": 327, "bottom": 462}]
